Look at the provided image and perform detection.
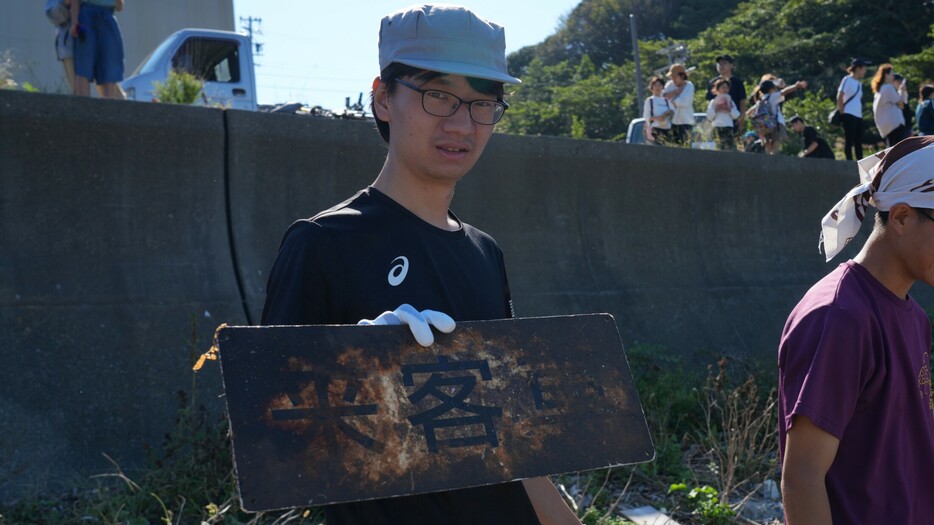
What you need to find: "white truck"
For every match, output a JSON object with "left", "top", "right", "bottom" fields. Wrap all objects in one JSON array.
[{"left": 122, "top": 28, "right": 258, "bottom": 111}]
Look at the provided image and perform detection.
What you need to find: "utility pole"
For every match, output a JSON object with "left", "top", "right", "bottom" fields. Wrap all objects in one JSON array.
[
  {"left": 239, "top": 16, "right": 264, "bottom": 58},
  {"left": 630, "top": 14, "right": 642, "bottom": 111}
]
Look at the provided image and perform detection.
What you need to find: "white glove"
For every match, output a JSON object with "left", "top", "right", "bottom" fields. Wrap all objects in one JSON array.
[{"left": 357, "top": 303, "right": 455, "bottom": 347}]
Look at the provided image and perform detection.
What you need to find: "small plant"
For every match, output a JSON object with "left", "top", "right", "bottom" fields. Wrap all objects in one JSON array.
[
  {"left": 625, "top": 343, "right": 701, "bottom": 482},
  {"left": 153, "top": 70, "right": 204, "bottom": 105},
  {"left": 580, "top": 505, "right": 634, "bottom": 525},
  {"left": 695, "top": 358, "right": 778, "bottom": 503},
  {"left": 0, "top": 50, "right": 20, "bottom": 90},
  {"left": 555, "top": 467, "right": 637, "bottom": 524},
  {"left": 668, "top": 483, "right": 736, "bottom": 525}
]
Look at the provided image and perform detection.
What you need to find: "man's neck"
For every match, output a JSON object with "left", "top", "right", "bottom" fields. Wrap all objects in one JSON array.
[
  {"left": 853, "top": 233, "right": 915, "bottom": 299},
  {"left": 372, "top": 163, "right": 459, "bottom": 231}
]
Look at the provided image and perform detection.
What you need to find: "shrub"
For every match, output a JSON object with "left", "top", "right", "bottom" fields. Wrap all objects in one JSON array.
[{"left": 153, "top": 70, "right": 204, "bottom": 105}]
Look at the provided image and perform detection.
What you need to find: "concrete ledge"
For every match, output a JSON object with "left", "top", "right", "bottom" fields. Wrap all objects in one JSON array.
[
  {"left": 3, "top": 90, "right": 931, "bottom": 500},
  {"left": 0, "top": 91, "right": 242, "bottom": 499}
]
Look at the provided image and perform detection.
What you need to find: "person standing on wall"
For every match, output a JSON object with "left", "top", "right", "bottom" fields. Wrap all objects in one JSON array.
[
  {"left": 779, "top": 136, "right": 934, "bottom": 525},
  {"left": 662, "top": 63, "right": 695, "bottom": 147},
  {"left": 45, "top": 0, "right": 75, "bottom": 94},
  {"left": 837, "top": 58, "right": 869, "bottom": 160},
  {"left": 69, "top": 0, "right": 125, "bottom": 99},
  {"left": 749, "top": 76, "right": 808, "bottom": 155},
  {"left": 705, "top": 54, "right": 747, "bottom": 140},
  {"left": 893, "top": 74, "right": 914, "bottom": 136},
  {"left": 917, "top": 84, "right": 934, "bottom": 136},
  {"left": 260, "top": 4, "right": 582, "bottom": 525},
  {"left": 706, "top": 78, "right": 740, "bottom": 150},
  {"left": 643, "top": 75, "right": 673, "bottom": 145},
  {"left": 872, "top": 63, "right": 909, "bottom": 147}
]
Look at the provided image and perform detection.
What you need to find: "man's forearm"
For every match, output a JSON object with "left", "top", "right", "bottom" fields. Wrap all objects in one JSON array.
[
  {"left": 782, "top": 470, "right": 833, "bottom": 524},
  {"left": 523, "top": 477, "right": 582, "bottom": 525}
]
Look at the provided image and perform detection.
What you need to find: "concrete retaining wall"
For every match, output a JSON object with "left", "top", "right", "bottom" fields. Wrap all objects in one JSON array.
[{"left": 2, "top": 89, "right": 929, "bottom": 500}]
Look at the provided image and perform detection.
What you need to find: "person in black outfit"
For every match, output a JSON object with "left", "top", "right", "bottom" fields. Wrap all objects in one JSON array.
[
  {"left": 790, "top": 116, "right": 835, "bottom": 159},
  {"left": 706, "top": 54, "right": 747, "bottom": 136},
  {"left": 261, "top": 5, "right": 581, "bottom": 525}
]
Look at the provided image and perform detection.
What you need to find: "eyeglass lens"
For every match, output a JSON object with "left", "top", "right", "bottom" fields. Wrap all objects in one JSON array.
[{"left": 421, "top": 90, "right": 503, "bottom": 125}]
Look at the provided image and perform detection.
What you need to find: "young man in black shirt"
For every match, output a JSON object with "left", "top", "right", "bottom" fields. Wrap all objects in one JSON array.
[
  {"left": 261, "top": 4, "right": 581, "bottom": 525},
  {"left": 790, "top": 116, "right": 835, "bottom": 159}
]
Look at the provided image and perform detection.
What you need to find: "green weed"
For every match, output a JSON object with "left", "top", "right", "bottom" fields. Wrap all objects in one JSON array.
[{"left": 668, "top": 483, "right": 736, "bottom": 525}]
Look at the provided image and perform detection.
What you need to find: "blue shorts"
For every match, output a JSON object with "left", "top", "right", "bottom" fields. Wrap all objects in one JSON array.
[{"left": 74, "top": 4, "right": 124, "bottom": 84}]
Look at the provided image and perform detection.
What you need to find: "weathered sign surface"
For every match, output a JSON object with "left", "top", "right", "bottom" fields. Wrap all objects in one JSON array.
[{"left": 217, "top": 314, "right": 654, "bottom": 512}]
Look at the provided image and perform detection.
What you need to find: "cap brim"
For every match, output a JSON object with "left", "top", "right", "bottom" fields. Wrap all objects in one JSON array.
[{"left": 394, "top": 57, "right": 521, "bottom": 84}]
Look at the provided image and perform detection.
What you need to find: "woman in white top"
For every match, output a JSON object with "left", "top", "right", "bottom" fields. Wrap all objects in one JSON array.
[
  {"left": 871, "top": 63, "right": 908, "bottom": 147},
  {"left": 706, "top": 78, "right": 740, "bottom": 150},
  {"left": 643, "top": 75, "right": 673, "bottom": 145},
  {"left": 837, "top": 58, "right": 869, "bottom": 160},
  {"left": 662, "top": 63, "right": 695, "bottom": 147}
]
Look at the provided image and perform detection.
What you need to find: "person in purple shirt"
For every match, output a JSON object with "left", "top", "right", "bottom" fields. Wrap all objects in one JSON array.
[{"left": 779, "top": 136, "right": 934, "bottom": 525}]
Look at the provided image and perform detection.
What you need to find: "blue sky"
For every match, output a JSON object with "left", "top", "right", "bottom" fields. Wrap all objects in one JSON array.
[{"left": 232, "top": 1, "right": 579, "bottom": 109}]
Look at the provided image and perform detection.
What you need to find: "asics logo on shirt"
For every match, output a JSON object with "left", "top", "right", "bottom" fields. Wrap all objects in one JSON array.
[{"left": 388, "top": 256, "right": 409, "bottom": 286}]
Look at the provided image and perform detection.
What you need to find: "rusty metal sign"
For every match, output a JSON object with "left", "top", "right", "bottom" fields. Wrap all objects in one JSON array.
[{"left": 217, "top": 314, "right": 654, "bottom": 512}]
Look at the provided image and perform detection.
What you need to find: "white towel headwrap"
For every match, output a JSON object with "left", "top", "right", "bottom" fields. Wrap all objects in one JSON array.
[{"left": 820, "top": 136, "right": 934, "bottom": 261}]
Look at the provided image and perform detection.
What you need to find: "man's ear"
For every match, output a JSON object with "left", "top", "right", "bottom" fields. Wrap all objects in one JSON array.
[
  {"left": 372, "top": 77, "right": 391, "bottom": 122},
  {"left": 888, "top": 203, "right": 913, "bottom": 232}
]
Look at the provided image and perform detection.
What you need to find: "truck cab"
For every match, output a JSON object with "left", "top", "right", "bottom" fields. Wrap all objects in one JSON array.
[{"left": 122, "top": 29, "right": 257, "bottom": 111}]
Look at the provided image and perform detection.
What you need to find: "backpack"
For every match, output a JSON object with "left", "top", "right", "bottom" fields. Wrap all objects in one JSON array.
[
  {"left": 748, "top": 93, "right": 778, "bottom": 135},
  {"left": 45, "top": 0, "right": 69, "bottom": 26}
]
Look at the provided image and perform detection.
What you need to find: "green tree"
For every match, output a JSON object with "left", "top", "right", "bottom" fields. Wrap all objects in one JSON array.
[
  {"left": 501, "top": 55, "right": 636, "bottom": 140},
  {"left": 690, "top": 0, "right": 934, "bottom": 97},
  {"left": 891, "top": 23, "right": 934, "bottom": 87},
  {"left": 508, "top": 0, "right": 744, "bottom": 77},
  {"left": 503, "top": 0, "right": 934, "bottom": 144}
]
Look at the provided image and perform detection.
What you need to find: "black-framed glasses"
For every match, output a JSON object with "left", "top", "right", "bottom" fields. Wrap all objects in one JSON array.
[
  {"left": 395, "top": 79, "right": 508, "bottom": 125},
  {"left": 918, "top": 208, "right": 934, "bottom": 223}
]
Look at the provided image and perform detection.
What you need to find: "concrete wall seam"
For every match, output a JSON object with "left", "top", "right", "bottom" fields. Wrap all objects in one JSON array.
[{"left": 223, "top": 110, "right": 254, "bottom": 325}]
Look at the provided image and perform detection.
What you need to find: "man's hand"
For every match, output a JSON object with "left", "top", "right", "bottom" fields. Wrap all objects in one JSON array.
[{"left": 358, "top": 304, "right": 455, "bottom": 346}]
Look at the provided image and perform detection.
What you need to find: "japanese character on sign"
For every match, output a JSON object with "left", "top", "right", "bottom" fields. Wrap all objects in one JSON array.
[
  {"left": 402, "top": 356, "right": 503, "bottom": 453},
  {"left": 270, "top": 371, "right": 381, "bottom": 450}
]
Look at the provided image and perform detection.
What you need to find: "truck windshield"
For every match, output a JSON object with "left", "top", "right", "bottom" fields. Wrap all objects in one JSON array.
[
  {"left": 131, "top": 36, "right": 178, "bottom": 77},
  {"left": 171, "top": 38, "right": 241, "bottom": 83}
]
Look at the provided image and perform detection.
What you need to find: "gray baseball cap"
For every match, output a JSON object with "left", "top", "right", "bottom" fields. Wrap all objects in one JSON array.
[{"left": 378, "top": 4, "right": 521, "bottom": 84}]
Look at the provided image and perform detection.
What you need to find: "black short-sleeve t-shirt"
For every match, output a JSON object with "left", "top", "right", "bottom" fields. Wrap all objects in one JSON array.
[
  {"left": 261, "top": 187, "right": 537, "bottom": 525},
  {"left": 803, "top": 126, "right": 835, "bottom": 159}
]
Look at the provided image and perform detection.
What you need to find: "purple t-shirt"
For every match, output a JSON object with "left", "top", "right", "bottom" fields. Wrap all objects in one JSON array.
[{"left": 779, "top": 260, "right": 934, "bottom": 525}]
